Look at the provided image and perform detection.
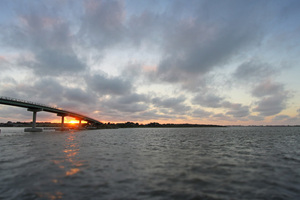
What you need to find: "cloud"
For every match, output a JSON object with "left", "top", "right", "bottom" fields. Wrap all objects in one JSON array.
[
  {"left": 272, "top": 115, "right": 290, "bottom": 121},
  {"left": 192, "top": 93, "right": 224, "bottom": 108},
  {"left": 97, "top": 93, "right": 150, "bottom": 118},
  {"left": 192, "top": 93, "right": 250, "bottom": 118},
  {"left": 192, "top": 109, "right": 213, "bottom": 118},
  {"left": 102, "top": 100, "right": 148, "bottom": 113},
  {"left": 251, "top": 79, "right": 289, "bottom": 117},
  {"left": 272, "top": 114, "right": 300, "bottom": 125},
  {"left": 0, "top": 77, "right": 96, "bottom": 114},
  {"left": 233, "top": 60, "right": 275, "bottom": 82},
  {"left": 152, "top": 0, "right": 262, "bottom": 86},
  {"left": 3, "top": 6, "right": 87, "bottom": 76},
  {"left": 232, "top": 59, "right": 290, "bottom": 118},
  {"left": 252, "top": 80, "right": 283, "bottom": 97},
  {"left": 253, "top": 94, "right": 287, "bottom": 116},
  {"left": 152, "top": 95, "right": 191, "bottom": 113},
  {"left": 85, "top": 73, "right": 132, "bottom": 96},
  {"left": 0, "top": 0, "right": 298, "bottom": 125},
  {"left": 0, "top": 56, "right": 9, "bottom": 70},
  {"left": 80, "top": 0, "right": 125, "bottom": 48},
  {"left": 102, "top": 92, "right": 149, "bottom": 113},
  {"left": 127, "top": 11, "right": 166, "bottom": 47},
  {"left": 115, "top": 93, "right": 148, "bottom": 104},
  {"left": 233, "top": 60, "right": 277, "bottom": 84},
  {"left": 64, "top": 87, "right": 95, "bottom": 105},
  {"left": 248, "top": 115, "right": 265, "bottom": 122},
  {"left": 23, "top": 49, "right": 86, "bottom": 75},
  {"left": 0, "top": 106, "right": 35, "bottom": 122},
  {"left": 225, "top": 104, "right": 250, "bottom": 118},
  {"left": 212, "top": 113, "right": 232, "bottom": 121}
]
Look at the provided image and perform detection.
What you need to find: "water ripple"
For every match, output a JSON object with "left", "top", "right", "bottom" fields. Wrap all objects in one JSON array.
[{"left": 1, "top": 127, "right": 300, "bottom": 199}]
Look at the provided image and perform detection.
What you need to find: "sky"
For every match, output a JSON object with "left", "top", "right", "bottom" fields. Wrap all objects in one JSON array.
[{"left": 0, "top": 0, "right": 300, "bottom": 125}]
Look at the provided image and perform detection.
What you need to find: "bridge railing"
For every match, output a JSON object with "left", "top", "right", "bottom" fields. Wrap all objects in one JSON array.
[
  {"left": 0, "top": 96, "right": 61, "bottom": 110},
  {"left": 0, "top": 96, "right": 97, "bottom": 122}
]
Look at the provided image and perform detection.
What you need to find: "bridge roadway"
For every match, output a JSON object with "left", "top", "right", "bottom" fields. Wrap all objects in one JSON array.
[{"left": 0, "top": 96, "right": 102, "bottom": 132}]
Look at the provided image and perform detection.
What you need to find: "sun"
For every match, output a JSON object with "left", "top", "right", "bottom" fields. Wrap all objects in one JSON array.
[{"left": 69, "top": 120, "right": 78, "bottom": 124}]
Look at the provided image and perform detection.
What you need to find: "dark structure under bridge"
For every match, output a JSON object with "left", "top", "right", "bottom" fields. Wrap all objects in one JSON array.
[{"left": 0, "top": 96, "right": 102, "bottom": 132}]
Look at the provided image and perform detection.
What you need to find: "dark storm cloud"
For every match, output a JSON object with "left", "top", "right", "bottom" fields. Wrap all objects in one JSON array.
[{"left": 85, "top": 74, "right": 132, "bottom": 96}]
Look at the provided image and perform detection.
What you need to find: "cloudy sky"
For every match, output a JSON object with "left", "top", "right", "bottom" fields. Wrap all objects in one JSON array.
[{"left": 0, "top": 0, "right": 300, "bottom": 125}]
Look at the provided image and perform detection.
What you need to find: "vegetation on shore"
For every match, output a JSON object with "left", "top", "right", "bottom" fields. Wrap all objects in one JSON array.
[
  {"left": 97, "top": 122, "right": 225, "bottom": 129},
  {"left": 0, "top": 121, "right": 224, "bottom": 128}
]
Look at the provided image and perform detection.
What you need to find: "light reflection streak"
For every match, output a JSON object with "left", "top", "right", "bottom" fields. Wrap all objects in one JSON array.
[
  {"left": 63, "top": 132, "right": 83, "bottom": 177},
  {"left": 42, "top": 131, "right": 86, "bottom": 199},
  {"left": 37, "top": 191, "right": 63, "bottom": 200}
]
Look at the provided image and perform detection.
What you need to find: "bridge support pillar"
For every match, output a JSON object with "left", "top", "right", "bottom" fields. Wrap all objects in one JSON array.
[
  {"left": 24, "top": 108, "right": 43, "bottom": 132},
  {"left": 79, "top": 119, "right": 82, "bottom": 129},
  {"left": 57, "top": 113, "right": 69, "bottom": 131}
]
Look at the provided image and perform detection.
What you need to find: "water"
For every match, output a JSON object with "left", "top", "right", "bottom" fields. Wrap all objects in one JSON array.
[{"left": 1, "top": 127, "right": 300, "bottom": 200}]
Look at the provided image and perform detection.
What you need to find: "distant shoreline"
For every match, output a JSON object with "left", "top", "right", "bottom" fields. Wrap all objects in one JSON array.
[{"left": 1, "top": 121, "right": 299, "bottom": 129}]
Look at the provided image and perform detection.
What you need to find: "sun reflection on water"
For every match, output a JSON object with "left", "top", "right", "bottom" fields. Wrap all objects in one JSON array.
[
  {"left": 63, "top": 132, "right": 83, "bottom": 177},
  {"left": 43, "top": 131, "right": 87, "bottom": 199}
]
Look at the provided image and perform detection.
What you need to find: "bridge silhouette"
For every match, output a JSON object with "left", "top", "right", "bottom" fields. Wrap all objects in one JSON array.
[{"left": 0, "top": 96, "right": 102, "bottom": 132}]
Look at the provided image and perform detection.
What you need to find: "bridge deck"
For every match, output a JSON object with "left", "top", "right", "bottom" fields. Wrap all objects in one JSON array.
[{"left": 0, "top": 96, "right": 101, "bottom": 124}]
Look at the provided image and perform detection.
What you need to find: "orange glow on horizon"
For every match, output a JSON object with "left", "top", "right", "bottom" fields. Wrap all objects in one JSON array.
[{"left": 48, "top": 118, "right": 88, "bottom": 124}]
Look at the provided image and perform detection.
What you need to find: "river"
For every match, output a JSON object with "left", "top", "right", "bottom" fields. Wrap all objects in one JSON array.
[{"left": 1, "top": 127, "right": 300, "bottom": 199}]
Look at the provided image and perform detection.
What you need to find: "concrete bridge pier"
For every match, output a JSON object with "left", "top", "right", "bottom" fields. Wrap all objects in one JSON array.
[
  {"left": 57, "top": 113, "right": 69, "bottom": 131},
  {"left": 24, "top": 108, "right": 43, "bottom": 132},
  {"left": 74, "top": 118, "right": 83, "bottom": 130},
  {"left": 78, "top": 119, "right": 82, "bottom": 129}
]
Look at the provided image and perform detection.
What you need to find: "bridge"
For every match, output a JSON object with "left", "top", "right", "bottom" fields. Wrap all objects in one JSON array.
[{"left": 0, "top": 96, "right": 102, "bottom": 132}]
